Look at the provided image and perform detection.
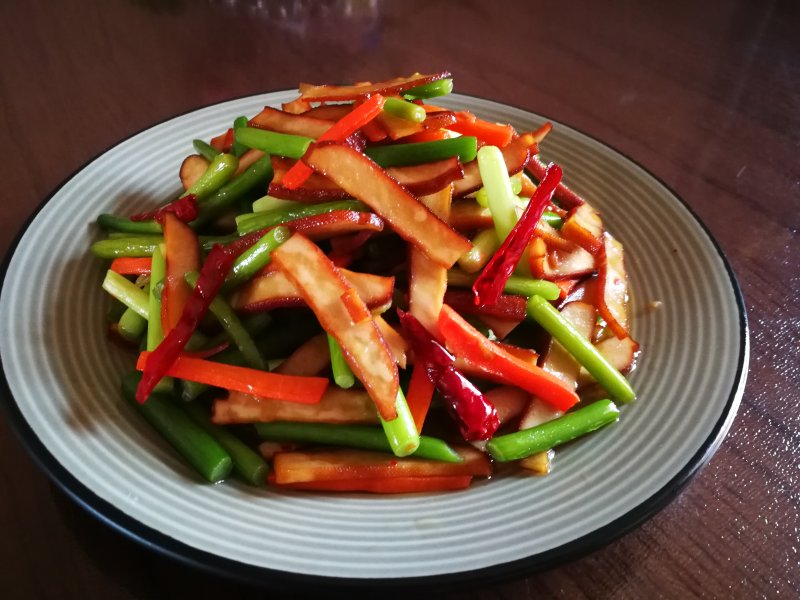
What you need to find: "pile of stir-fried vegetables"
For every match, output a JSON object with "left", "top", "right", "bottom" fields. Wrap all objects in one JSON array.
[{"left": 92, "top": 72, "right": 640, "bottom": 493}]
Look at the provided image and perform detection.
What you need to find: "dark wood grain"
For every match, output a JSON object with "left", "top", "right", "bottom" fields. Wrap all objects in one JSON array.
[{"left": 1, "top": 0, "right": 797, "bottom": 597}]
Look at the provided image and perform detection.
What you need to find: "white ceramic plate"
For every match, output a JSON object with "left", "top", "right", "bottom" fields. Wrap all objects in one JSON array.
[{"left": 0, "top": 92, "right": 748, "bottom": 591}]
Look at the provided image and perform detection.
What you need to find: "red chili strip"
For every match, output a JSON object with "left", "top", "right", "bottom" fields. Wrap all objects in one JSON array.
[
  {"left": 135, "top": 244, "right": 235, "bottom": 403},
  {"left": 472, "top": 163, "right": 562, "bottom": 307},
  {"left": 130, "top": 194, "right": 199, "bottom": 224}
]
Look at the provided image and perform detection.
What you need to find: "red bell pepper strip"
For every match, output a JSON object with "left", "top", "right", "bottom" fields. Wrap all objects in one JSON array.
[
  {"left": 281, "top": 94, "right": 387, "bottom": 190},
  {"left": 399, "top": 310, "right": 499, "bottom": 441},
  {"left": 129, "top": 194, "right": 199, "bottom": 224},
  {"left": 438, "top": 305, "right": 579, "bottom": 412},
  {"left": 448, "top": 111, "right": 515, "bottom": 147},
  {"left": 110, "top": 257, "right": 152, "bottom": 276},
  {"left": 472, "top": 163, "right": 562, "bottom": 307},
  {"left": 135, "top": 244, "right": 235, "bottom": 403},
  {"left": 135, "top": 352, "right": 327, "bottom": 404}
]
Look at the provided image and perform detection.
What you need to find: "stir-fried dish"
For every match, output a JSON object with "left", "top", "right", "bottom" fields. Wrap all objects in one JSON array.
[{"left": 91, "top": 72, "right": 640, "bottom": 493}]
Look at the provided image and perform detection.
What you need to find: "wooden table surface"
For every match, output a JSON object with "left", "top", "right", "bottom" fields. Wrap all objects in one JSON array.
[{"left": 1, "top": 0, "right": 797, "bottom": 597}]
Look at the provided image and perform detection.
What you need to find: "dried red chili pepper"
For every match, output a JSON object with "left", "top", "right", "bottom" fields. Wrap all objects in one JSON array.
[
  {"left": 472, "top": 163, "right": 562, "bottom": 307},
  {"left": 398, "top": 310, "right": 499, "bottom": 441}
]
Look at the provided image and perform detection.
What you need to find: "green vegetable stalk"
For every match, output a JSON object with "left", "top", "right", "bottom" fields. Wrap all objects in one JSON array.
[
  {"left": 184, "top": 272, "right": 265, "bottom": 370},
  {"left": 192, "top": 139, "right": 220, "bottom": 161},
  {"left": 477, "top": 145, "right": 518, "bottom": 241},
  {"left": 255, "top": 422, "right": 462, "bottom": 463},
  {"left": 327, "top": 334, "right": 355, "bottom": 389},
  {"left": 403, "top": 78, "right": 454, "bottom": 99},
  {"left": 146, "top": 245, "right": 166, "bottom": 351},
  {"left": 447, "top": 269, "right": 561, "bottom": 300},
  {"left": 230, "top": 116, "right": 249, "bottom": 157},
  {"left": 457, "top": 228, "right": 500, "bottom": 274},
  {"left": 183, "top": 153, "right": 238, "bottom": 200},
  {"left": 117, "top": 306, "right": 148, "bottom": 342},
  {"left": 101, "top": 270, "right": 150, "bottom": 318},
  {"left": 184, "top": 402, "right": 268, "bottom": 486},
  {"left": 487, "top": 399, "right": 620, "bottom": 461},
  {"left": 234, "top": 127, "right": 312, "bottom": 159},
  {"left": 383, "top": 97, "right": 426, "bottom": 122},
  {"left": 193, "top": 155, "right": 274, "bottom": 225},
  {"left": 225, "top": 226, "right": 291, "bottom": 290},
  {"left": 235, "top": 200, "right": 367, "bottom": 235},
  {"left": 121, "top": 373, "right": 232, "bottom": 483},
  {"left": 379, "top": 389, "right": 420, "bottom": 457},
  {"left": 365, "top": 136, "right": 477, "bottom": 167},
  {"left": 526, "top": 295, "right": 636, "bottom": 403}
]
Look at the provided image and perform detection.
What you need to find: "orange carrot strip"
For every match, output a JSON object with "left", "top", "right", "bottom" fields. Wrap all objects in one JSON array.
[
  {"left": 448, "top": 111, "right": 515, "bottom": 147},
  {"left": 438, "top": 305, "right": 579, "bottom": 412},
  {"left": 135, "top": 352, "right": 327, "bottom": 404},
  {"left": 110, "top": 257, "right": 151, "bottom": 276},
  {"left": 406, "top": 365, "right": 435, "bottom": 432},
  {"left": 399, "top": 128, "right": 449, "bottom": 143},
  {"left": 360, "top": 119, "right": 388, "bottom": 142}
]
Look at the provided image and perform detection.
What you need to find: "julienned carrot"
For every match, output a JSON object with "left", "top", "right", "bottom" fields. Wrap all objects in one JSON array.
[
  {"left": 272, "top": 475, "right": 472, "bottom": 494},
  {"left": 110, "top": 257, "right": 152, "bottom": 275},
  {"left": 360, "top": 119, "right": 388, "bottom": 143},
  {"left": 399, "top": 128, "right": 449, "bottom": 144},
  {"left": 135, "top": 351, "right": 328, "bottom": 404},
  {"left": 406, "top": 364, "right": 435, "bottom": 432},
  {"left": 449, "top": 111, "right": 515, "bottom": 147},
  {"left": 438, "top": 305, "right": 579, "bottom": 412},
  {"left": 281, "top": 94, "right": 387, "bottom": 190}
]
